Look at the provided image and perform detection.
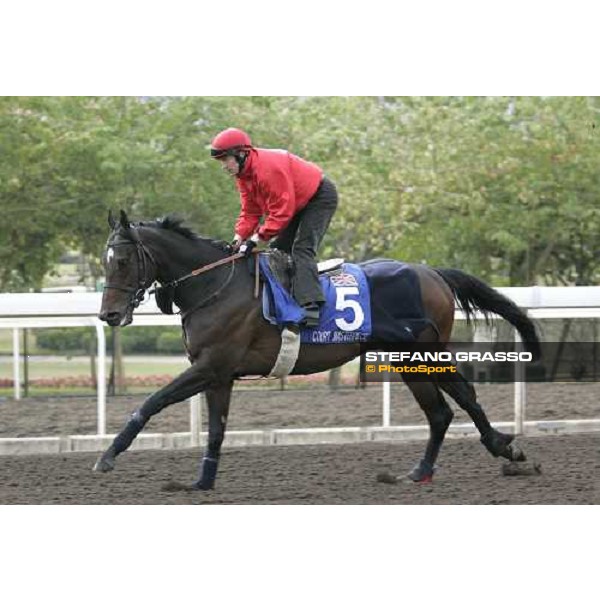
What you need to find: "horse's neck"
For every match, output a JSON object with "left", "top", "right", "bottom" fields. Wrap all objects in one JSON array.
[
  {"left": 142, "top": 229, "right": 226, "bottom": 284},
  {"left": 140, "top": 228, "right": 252, "bottom": 317}
]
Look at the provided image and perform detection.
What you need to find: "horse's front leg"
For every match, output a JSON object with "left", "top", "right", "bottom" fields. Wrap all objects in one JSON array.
[
  {"left": 93, "top": 362, "right": 216, "bottom": 473},
  {"left": 193, "top": 380, "right": 234, "bottom": 490}
]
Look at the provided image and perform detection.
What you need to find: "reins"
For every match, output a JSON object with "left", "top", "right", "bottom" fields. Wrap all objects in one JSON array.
[
  {"left": 157, "top": 251, "right": 245, "bottom": 290},
  {"left": 178, "top": 256, "right": 239, "bottom": 320},
  {"left": 105, "top": 225, "right": 262, "bottom": 319},
  {"left": 164, "top": 250, "right": 262, "bottom": 321}
]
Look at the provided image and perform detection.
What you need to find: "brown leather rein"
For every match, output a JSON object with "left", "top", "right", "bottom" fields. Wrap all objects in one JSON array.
[
  {"left": 163, "top": 251, "right": 246, "bottom": 288},
  {"left": 153, "top": 248, "right": 262, "bottom": 321}
]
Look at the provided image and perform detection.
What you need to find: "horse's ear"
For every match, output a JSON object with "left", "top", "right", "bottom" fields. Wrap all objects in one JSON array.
[
  {"left": 108, "top": 210, "right": 116, "bottom": 229},
  {"left": 119, "top": 209, "right": 130, "bottom": 228}
]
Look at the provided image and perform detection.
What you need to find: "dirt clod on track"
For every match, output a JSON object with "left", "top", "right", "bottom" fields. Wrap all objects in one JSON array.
[{"left": 501, "top": 461, "right": 543, "bottom": 476}]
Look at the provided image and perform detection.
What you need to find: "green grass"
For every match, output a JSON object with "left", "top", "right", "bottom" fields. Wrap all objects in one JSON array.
[
  {"left": 0, "top": 354, "right": 361, "bottom": 396},
  {"left": 0, "top": 357, "right": 360, "bottom": 379},
  {"left": 0, "top": 357, "right": 189, "bottom": 379},
  {"left": 0, "top": 328, "right": 93, "bottom": 355},
  {"left": 0, "top": 330, "right": 17, "bottom": 354},
  {"left": 0, "top": 356, "right": 189, "bottom": 396},
  {"left": 0, "top": 386, "right": 138, "bottom": 397}
]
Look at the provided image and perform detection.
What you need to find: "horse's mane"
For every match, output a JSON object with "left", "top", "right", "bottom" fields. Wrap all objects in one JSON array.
[
  {"left": 136, "top": 215, "right": 230, "bottom": 253},
  {"left": 153, "top": 215, "right": 200, "bottom": 240}
]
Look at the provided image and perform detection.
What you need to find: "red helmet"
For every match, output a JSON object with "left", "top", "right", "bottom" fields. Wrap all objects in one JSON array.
[{"left": 210, "top": 128, "right": 252, "bottom": 158}]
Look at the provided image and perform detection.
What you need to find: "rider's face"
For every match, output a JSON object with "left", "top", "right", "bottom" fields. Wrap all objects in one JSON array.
[{"left": 219, "top": 155, "right": 240, "bottom": 176}]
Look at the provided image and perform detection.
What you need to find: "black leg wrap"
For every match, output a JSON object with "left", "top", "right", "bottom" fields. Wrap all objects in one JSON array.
[
  {"left": 194, "top": 457, "right": 219, "bottom": 490},
  {"left": 112, "top": 410, "right": 147, "bottom": 455},
  {"left": 408, "top": 459, "right": 435, "bottom": 482}
]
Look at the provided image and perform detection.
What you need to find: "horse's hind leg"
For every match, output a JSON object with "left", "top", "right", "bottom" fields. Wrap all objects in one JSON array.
[
  {"left": 403, "top": 376, "right": 454, "bottom": 482},
  {"left": 438, "top": 370, "right": 526, "bottom": 462},
  {"left": 193, "top": 380, "right": 234, "bottom": 490}
]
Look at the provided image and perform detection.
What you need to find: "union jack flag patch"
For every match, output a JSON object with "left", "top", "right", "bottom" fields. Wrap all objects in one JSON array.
[{"left": 330, "top": 272, "right": 358, "bottom": 287}]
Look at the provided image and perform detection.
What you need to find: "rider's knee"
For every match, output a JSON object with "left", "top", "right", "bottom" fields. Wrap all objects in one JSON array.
[{"left": 292, "top": 245, "right": 316, "bottom": 261}]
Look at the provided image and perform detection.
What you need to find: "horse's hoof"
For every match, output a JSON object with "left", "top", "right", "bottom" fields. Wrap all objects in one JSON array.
[
  {"left": 192, "top": 480, "right": 215, "bottom": 491},
  {"left": 481, "top": 431, "right": 526, "bottom": 461},
  {"left": 408, "top": 473, "right": 434, "bottom": 484},
  {"left": 407, "top": 461, "right": 435, "bottom": 483},
  {"left": 193, "top": 456, "right": 218, "bottom": 490},
  {"left": 93, "top": 450, "right": 115, "bottom": 473},
  {"left": 508, "top": 441, "right": 527, "bottom": 462}
]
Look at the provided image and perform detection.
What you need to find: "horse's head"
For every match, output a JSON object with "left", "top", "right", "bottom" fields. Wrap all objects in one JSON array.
[{"left": 99, "top": 209, "right": 157, "bottom": 327}]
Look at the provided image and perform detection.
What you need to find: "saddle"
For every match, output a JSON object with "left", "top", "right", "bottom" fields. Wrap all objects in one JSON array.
[{"left": 260, "top": 249, "right": 344, "bottom": 292}]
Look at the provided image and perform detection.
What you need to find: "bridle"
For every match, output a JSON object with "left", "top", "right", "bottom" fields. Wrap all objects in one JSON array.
[
  {"left": 103, "top": 227, "right": 155, "bottom": 311},
  {"left": 103, "top": 226, "right": 244, "bottom": 316}
]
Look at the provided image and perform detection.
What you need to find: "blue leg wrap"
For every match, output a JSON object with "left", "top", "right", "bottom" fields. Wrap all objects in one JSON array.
[{"left": 194, "top": 457, "right": 219, "bottom": 490}]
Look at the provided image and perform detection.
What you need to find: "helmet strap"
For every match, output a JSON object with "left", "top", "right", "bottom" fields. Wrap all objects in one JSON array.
[{"left": 234, "top": 150, "right": 248, "bottom": 174}]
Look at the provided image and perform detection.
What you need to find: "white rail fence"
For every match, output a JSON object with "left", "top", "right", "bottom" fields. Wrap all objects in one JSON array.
[{"left": 0, "top": 288, "right": 599, "bottom": 455}]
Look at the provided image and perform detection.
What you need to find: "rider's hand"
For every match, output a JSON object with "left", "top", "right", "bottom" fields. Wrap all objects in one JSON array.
[
  {"left": 238, "top": 238, "right": 257, "bottom": 257},
  {"left": 238, "top": 233, "right": 260, "bottom": 257},
  {"left": 230, "top": 234, "right": 242, "bottom": 254}
]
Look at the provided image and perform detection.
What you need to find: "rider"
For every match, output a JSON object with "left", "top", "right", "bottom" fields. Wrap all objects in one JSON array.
[{"left": 210, "top": 127, "right": 338, "bottom": 327}]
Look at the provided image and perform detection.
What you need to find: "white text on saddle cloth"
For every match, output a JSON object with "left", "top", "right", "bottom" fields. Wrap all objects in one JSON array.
[{"left": 301, "top": 264, "right": 372, "bottom": 344}]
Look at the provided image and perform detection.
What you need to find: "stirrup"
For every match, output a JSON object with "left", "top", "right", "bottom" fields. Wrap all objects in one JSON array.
[{"left": 302, "top": 304, "right": 320, "bottom": 328}]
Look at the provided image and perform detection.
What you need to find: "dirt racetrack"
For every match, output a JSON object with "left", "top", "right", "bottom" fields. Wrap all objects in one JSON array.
[
  {"left": 0, "top": 434, "right": 598, "bottom": 504},
  {"left": 0, "top": 381, "right": 599, "bottom": 504},
  {"left": 0, "top": 381, "right": 599, "bottom": 437}
]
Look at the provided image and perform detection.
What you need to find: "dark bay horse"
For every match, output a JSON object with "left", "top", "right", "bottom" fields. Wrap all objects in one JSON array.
[{"left": 94, "top": 210, "right": 541, "bottom": 490}]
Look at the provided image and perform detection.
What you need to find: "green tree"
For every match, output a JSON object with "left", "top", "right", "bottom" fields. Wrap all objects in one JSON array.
[{"left": 1, "top": 96, "right": 598, "bottom": 291}]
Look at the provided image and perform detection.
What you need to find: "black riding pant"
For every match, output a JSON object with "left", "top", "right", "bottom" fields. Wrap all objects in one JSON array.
[{"left": 270, "top": 176, "right": 338, "bottom": 306}]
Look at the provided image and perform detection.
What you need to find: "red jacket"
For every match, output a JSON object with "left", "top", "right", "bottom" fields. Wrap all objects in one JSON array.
[{"left": 234, "top": 148, "right": 323, "bottom": 240}]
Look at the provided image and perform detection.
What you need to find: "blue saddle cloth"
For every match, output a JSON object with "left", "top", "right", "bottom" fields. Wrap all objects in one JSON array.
[
  {"left": 260, "top": 256, "right": 432, "bottom": 344},
  {"left": 360, "top": 259, "right": 433, "bottom": 343},
  {"left": 260, "top": 256, "right": 371, "bottom": 343}
]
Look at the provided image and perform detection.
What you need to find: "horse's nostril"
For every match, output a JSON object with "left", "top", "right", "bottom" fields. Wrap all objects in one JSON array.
[{"left": 100, "top": 311, "right": 121, "bottom": 324}]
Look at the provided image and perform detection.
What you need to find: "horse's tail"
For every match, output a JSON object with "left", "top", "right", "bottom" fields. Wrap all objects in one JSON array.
[{"left": 434, "top": 267, "right": 541, "bottom": 360}]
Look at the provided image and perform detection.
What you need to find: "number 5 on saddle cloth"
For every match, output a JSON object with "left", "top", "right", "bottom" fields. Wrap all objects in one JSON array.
[{"left": 259, "top": 254, "right": 372, "bottom": 344}]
